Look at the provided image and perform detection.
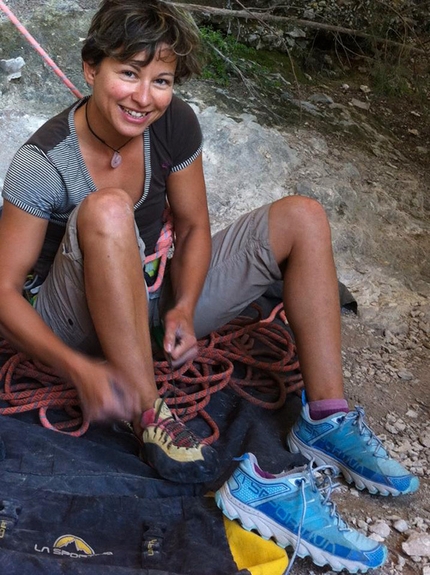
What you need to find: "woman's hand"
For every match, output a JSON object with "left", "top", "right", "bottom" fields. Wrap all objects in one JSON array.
[
  {"left": 162, "top": 307, "right": 198, "bottom": 368},
  {"left": 69, "top": 356, "right": 142, "bottom": 422}
]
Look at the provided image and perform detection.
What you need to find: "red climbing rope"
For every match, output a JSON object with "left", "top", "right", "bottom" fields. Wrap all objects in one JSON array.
[{"left": 0, "top": 303, "right": 303, "bottom": 443}]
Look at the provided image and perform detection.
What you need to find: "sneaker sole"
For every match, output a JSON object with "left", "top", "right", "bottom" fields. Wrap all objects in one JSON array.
[
  {"left": 215, "top": 483, "right": 384, "bottom": 573},
  {"left": 287, "top": 432, "right": 406, "bottom": 496}
]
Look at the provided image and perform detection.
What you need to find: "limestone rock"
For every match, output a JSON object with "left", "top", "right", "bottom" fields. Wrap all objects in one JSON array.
[{"left": 402, "top": 533, "right": 430, "bottom": 558}]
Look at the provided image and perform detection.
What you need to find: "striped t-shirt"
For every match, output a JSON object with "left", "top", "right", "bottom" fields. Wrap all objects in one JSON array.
[{"left": 2, "top": 94, "right": 203, "bottom": 279}]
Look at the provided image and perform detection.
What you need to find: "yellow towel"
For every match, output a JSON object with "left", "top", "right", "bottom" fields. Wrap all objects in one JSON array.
[{"left": 224, "top": 516, "right": 288, "bottom": 575}]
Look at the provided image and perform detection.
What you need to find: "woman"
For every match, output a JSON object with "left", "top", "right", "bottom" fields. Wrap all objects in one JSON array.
[{"left": 0, "top": 0, "right": 417, "bottom": 497}]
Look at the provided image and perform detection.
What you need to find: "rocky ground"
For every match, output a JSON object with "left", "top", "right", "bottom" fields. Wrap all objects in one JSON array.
[{"left": 0, "top": 1, "right": 429, "bottom": 574}]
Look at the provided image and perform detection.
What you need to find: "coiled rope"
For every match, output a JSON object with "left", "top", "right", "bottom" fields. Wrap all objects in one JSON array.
[{"left": 0, "top": 303, "right": 302, "bottom": 442}]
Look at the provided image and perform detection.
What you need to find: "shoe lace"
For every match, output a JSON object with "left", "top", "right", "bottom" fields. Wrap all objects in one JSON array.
[
  {"left": 282, "top": 462, "right": 349, "bottom": 575},
  {"left": 155, "top": 415, "right": 200, "bottom": 449},
  {"left": 151, "top": 353, "right": 200, "bottom": 449},
  {"left": 342, "top": 406, "right": 388, "bottom": 458},
  {"left": 154, "top": 402, "right": 201, "bottom": 449}
]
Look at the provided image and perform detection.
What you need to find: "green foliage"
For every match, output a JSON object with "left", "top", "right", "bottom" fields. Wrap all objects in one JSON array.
[
  {"left": 198, "top": 25, "right": 306, "bottom": 109},
  {"left": 200, "top": 26, "right": 259, "bottom": 84},
  {"left": 370, "top": 60, "right": 413, "bottom": 97}
]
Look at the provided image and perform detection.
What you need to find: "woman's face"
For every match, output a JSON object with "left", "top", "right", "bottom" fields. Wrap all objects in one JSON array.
[{"left": 83, "top": 46, "right": 177, "bottom": 140}]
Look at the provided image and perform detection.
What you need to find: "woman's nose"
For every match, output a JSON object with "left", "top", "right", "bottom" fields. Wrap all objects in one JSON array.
[{"left": 132, "top": 82, "right": 151, "bottom": 107}]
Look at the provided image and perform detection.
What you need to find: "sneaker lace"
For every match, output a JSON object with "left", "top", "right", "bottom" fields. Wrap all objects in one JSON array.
[
  {"left": 282, "top": 462, "right": 349, "bottom": 575},
  {"left": 342, "top": 406, "right": 388, "bottom": 458}
]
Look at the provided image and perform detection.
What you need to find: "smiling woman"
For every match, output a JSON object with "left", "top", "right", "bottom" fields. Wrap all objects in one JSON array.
[
  {"left": 81, "top": 48, "right": 177, "bottom": 167},
  {"left": 77, "top": 1, "right": 202, "bottom": 172}
]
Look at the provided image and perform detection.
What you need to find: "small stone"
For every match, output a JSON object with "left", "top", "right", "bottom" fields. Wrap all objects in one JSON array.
[
  {"left": 393, "top": 519, "right": 409, "bottom": 533},
  {"left": 368, "top": 533, "right": 384, "bottom": 542},
  {"left": 309, "top": 93, "right": 334, "bottom": 105},
  {"left": 385, "top": 422, "right": 398, "bottom": 435},
  {"left": 402, "top": 533, "right": 430, "bottom": 557},
  {"left": 394, "top": 421, "right": 406, "bottom": 432},
  {"left": 0, "top": 56, "right": 25, "bottom": 81},
  {"left": 397, "top": 369, "right": 414, "bottom": 380},
  {"left": 419, "top": 430, "right": 430, "bottom": 448},
  {"left": 369, "top": 521, "right": 391, "bottom": 539},
  {"left": 350, "top": 98, "right": 370, "bottom": 110}
]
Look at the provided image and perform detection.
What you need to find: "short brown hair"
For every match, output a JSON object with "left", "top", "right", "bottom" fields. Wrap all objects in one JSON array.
[{"left": 81, "top": 0, "right": 202, "bottom": 83}]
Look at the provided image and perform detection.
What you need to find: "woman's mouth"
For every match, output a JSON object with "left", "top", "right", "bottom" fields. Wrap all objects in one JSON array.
[{"left": 120, "top": 105, "right": 149, "bottom": 119}]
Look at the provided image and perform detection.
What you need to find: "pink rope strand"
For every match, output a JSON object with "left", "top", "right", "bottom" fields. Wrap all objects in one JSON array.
[{"left": 0, "top": 0, "right": 83, "bottom": 99}]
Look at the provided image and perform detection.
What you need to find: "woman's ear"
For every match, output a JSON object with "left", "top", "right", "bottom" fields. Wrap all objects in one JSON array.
[{"left": 82, "top": 61, "right": 98, "bottom": 86}]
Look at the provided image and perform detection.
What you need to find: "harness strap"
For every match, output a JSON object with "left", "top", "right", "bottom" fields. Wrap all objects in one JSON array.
[{"left": 144, "top": 208, "right": 174, "bottom": 294}]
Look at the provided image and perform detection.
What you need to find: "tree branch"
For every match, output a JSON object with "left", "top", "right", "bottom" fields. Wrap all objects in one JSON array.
[{"left": 174, "top": 2, "right": 427, "bottom": 55}]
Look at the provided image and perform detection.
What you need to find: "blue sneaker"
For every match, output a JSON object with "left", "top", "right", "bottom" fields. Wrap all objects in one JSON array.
[
  {"left": 215, "top": 453, "right": 387, "bottom": 573},
  {"left": 287, "top": 396, "right": 419, "bottom": 496}
]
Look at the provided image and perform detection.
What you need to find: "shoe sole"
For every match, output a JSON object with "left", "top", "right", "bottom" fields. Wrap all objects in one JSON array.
[
  {"left": 215, "top": 483, "right": 384, "bottom": 573},
  {"left": 141, "top": 442, "right": 220, "bottom": 483},
  {"left": 287, "top": 432, "right": 407, "bottom": 496}
]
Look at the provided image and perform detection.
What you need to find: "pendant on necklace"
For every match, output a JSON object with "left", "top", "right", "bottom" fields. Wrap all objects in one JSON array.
[{"left": 111, "top": 151, "right": 122, "bottom": 169}]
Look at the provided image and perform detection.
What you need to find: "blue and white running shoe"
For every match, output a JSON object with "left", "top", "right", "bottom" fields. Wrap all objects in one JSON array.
[
  {"left": 287, "top": 396, "right": 419, "bottom": 496},
  {"left": 215, "top": 453, "right": 387, "bottom": 573}
]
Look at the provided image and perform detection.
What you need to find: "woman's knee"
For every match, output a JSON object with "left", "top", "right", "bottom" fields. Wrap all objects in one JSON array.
[
  {"left": 77, "top": 188, "right": 135, "bottom": 236},
  {"left": 269, "top": 196, "right": 332, "bottom": 262},
  {"left": 270, "top": 195, "right": 330, "bottom": 236}
]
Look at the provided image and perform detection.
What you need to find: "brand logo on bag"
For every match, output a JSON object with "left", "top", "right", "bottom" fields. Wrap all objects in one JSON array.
[
  {"left": 0, "top": 520, "right": 7, "bottom": 539},
  {"left": 34, "top": 534, "right": 113, "bottom": 558}
]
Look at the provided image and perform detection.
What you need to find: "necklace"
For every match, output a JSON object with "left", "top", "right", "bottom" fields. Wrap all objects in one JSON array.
[{"left": 85, "top": 101, "right": 133, "bottom": 169}]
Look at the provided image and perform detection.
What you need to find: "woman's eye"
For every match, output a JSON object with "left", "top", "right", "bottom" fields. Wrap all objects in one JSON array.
[
  {"left": 155, "top": 78, "right": 172, "bottom": 87},
  {"left": 122, "top": 69, "right": 136, "bottom": 78}
]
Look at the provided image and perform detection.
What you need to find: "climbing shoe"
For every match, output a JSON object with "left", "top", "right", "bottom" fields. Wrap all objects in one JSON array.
[
  {"left": 287, "top": 396, "right": 419, "bottom": 496},
  {"left": 141, "top": 398, "right": 219, "bottom": 483},
  {"left": 215, "top": 453, "right": 387, "bottom": 573}
]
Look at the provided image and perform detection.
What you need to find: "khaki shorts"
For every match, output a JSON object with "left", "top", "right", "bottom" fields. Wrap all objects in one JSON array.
[{"left": 35, "top": 203, "right": 282, "bottom": 354}]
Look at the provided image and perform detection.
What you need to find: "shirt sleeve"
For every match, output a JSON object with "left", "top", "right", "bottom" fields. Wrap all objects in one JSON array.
[
  {"left": 168, "top": 96, "right": 203, "bottom": 173},
  {"left": 2, "top": 144, "right": 65, "bottom": 219}
]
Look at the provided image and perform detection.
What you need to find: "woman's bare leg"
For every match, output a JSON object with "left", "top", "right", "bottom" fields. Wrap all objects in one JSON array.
[{"left": 268, "top": 196, "right": 344, "bottom": 401}]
